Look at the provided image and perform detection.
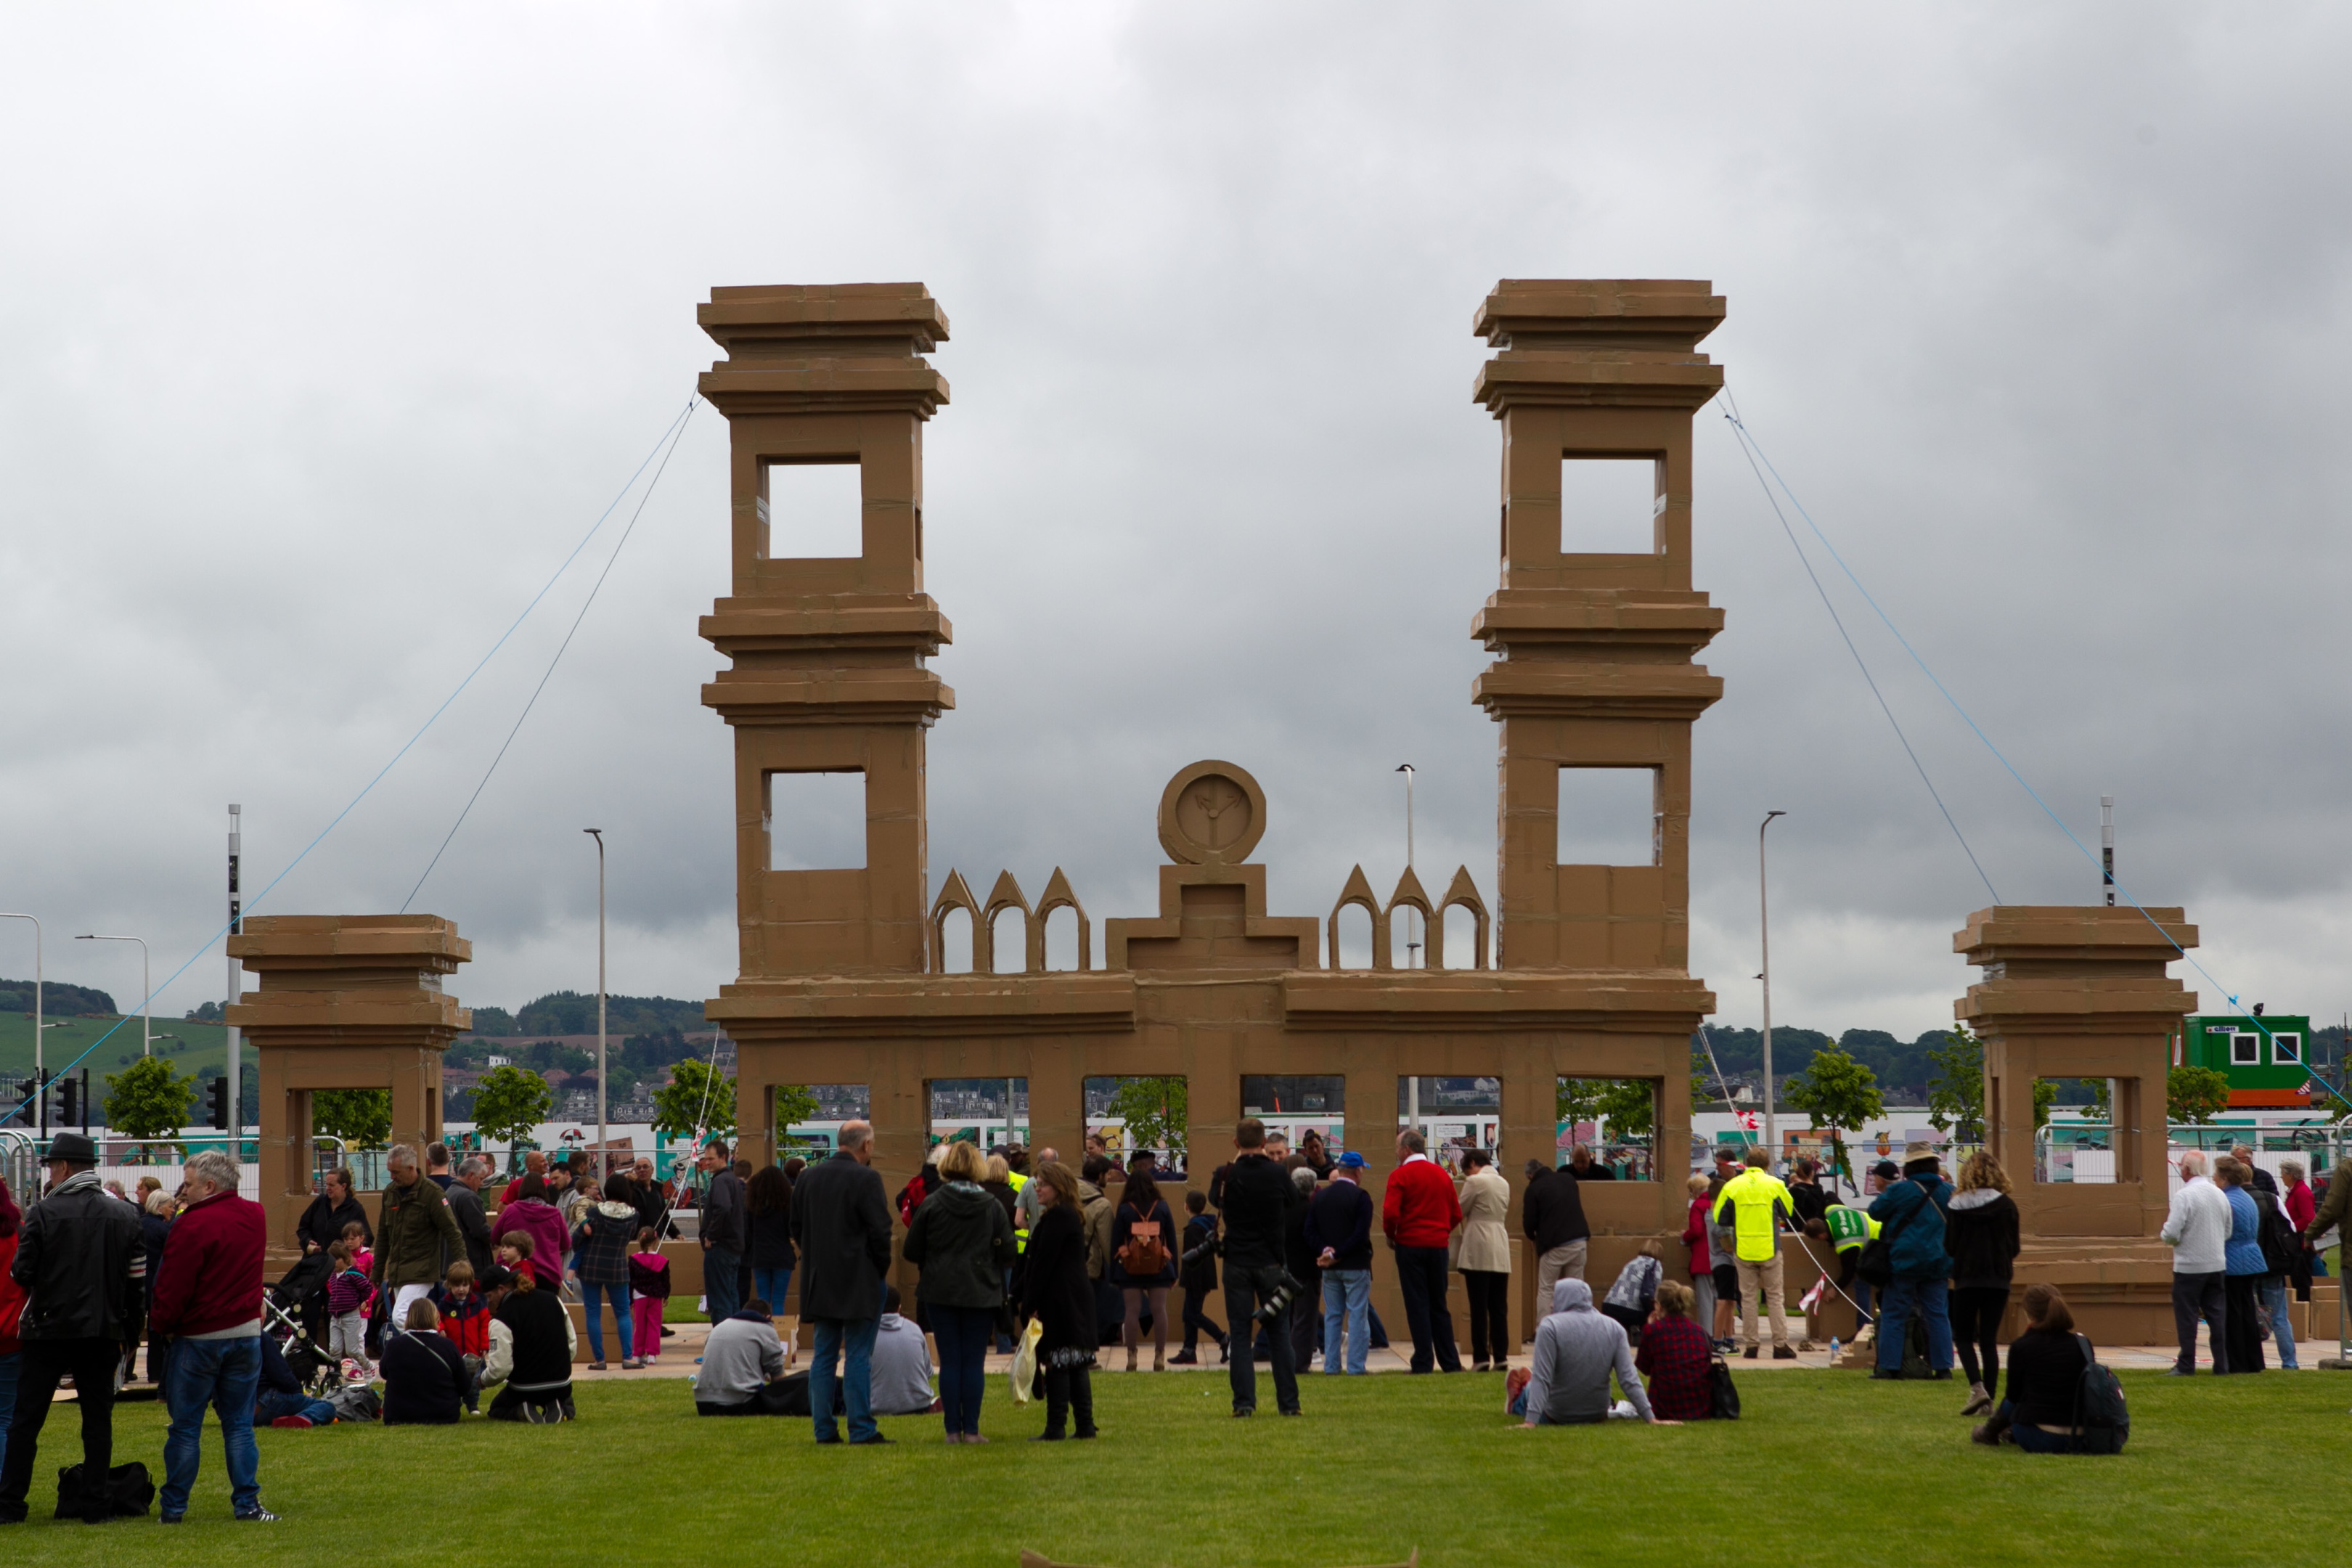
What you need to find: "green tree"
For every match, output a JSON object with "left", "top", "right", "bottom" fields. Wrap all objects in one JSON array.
[
  {"left": 313, "top": 1090, "right": 391, "bottom": 1151},
  {"left": 105, "top": 1055, "right": 199, "bottom": 1146},
  {"left": 1593, "top": 1079, "right": 1658, "bottom": 1139},
  {"left": 2168, "top": 1065, "right": 2231, "bottom": 1125},
  {"left": 1925, "top": 1027, "right": 1985, "bottom": 1143},
  {"left": 772, "top": 1083, "right": 820, "bottom": 1132},
  {"left": 2031, "top": 1078, "right": 2059, "bottom": 1132},
  {"left": 1781, "top": 1046, "right": 1885, "bottom": 1188},
  {"left": 1556, "top": 1077, "right": 1607, "bottom": 1134},
  {"left": 651, "top": 1059, "right": 735, "bottom": 1143},
  {"left": 1108, "top": 1076, "right": 1188, "bottom": 1162},
  {"left": 471, "top": 1065, "right": 554, "bottom": 1151}
]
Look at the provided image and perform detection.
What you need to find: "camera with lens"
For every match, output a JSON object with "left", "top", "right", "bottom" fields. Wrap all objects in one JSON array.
[
  {"left": 1253, "top": 1270, "right": 1307, "bottom": 1325},
  {"left": 1179, "top": 1235, "right": 1221, "bottom": 1268}
]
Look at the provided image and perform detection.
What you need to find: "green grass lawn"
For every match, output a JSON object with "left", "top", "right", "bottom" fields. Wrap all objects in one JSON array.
[{"left": 4, "top": 1365, "right": 2344, "bottom": 1565}]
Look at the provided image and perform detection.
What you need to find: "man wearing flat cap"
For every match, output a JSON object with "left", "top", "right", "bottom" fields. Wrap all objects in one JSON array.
[{"left": 0, "top": 1132, "right": 146, "bottom": 1524}]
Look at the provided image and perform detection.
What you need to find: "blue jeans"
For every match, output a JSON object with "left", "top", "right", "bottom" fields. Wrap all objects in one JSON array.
[
  {"left": 809, "top": 1316, "right": 879, "bottom": 1442},
  {"left": 1995, "top": 1400, "right": 2078, "bottom": 1453},
  {"left": 254, "top": 1389, "right": 338, "bottom": 1426},
  {"left": 1875, "top": 1276, "right": 1953, "bottom": 1372},
  {"left": 0, "top": 1352, "right": 17, "bottom": 1477},
  {"left": 930, "top": 1304, "right": 993, "bottom": 1436},
  {"left": 580, "top": 1281, "right": 634, "bottom": 1362},
  {"left": 752, "top": 1266, "right": 793, "bottom": 1318},
  {"left": 161, "top": 1334, "right": 261, "bottom": 1519},
  {"left": 2261, "top": 1275, "right": 2300, "bottom": 1369},
  {"left": 705, "top": 1246, "right": 743, "bottom": 1322},
  {"left": 1321, "top": 1269, "right": 1371, "bottom": 1374}
]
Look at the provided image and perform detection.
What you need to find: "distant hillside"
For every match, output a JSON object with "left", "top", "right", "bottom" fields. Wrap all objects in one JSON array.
[
  {"left": 465, "top": 991, "right": 707, "bottom": 1039},
  {"left": 0, "top": 978, "right": 118, "bottom": 1016}
]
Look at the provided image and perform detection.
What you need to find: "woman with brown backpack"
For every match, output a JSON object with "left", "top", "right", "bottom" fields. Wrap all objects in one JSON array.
[{"left": 1109, "top": 1156, "right": 1178, "bottom": 1371}]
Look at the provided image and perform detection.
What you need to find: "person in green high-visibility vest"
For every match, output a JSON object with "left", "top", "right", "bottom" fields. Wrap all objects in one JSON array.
[
  {"left": 1710, "top": 1147, "right": 1797, "bottom": 1360},
  {"left": 1815, "top": 1179, "right": 1884, "bottom": 1334}
]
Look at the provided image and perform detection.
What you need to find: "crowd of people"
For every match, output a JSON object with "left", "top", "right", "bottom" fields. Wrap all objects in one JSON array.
[{"left": 1, "top": 1119, "right": 2337, "bottom": 1519}]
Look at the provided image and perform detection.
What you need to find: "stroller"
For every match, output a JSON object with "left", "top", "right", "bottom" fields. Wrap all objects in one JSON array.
[{"left": 268, "top": 1251, "right": 338, "bottom": 1395}]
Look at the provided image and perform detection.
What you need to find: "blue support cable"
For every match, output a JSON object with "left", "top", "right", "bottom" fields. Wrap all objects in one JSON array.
[
  {"left": 4, "top": 396, "right": 700, "bottom": 1123},
  {"left": 1721, "top": 400, "right": 2349, "bottom": 1114}
]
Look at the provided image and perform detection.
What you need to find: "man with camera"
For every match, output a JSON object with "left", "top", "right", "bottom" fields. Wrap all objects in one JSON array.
[{"left": 1215, "top": 1119, "right": 1304, "bottom": 1417}]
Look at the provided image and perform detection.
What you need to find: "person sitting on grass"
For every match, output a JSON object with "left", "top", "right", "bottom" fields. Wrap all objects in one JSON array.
[
  {"left": 485, "top": 1265, "right": 576, "bottom": 1423},
  {"left": 1972, "top": 1284, "right": 2117, "bottom": 1453},
  {"left": 1633, "top": 1281, "right": 1714, "bottom": 1421},
  {"left": 382, "top": 1299, "right": 468, "bottom": 1426},
  {"left": 871, "top": 1286, "right": 941, "bottom": 1416},
  {"left": 695, "top": 1297, "right": 793, "bottom": 1416},
  {"left": 253, "top": 1334, "right": 337, "bottom": 1429},
  {"left": 1513, "top": 1279, "right": 1676, "bottom": 1427}
]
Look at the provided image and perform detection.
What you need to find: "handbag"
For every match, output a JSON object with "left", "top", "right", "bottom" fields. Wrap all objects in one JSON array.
[
  {"left": 1858, "top": 1179, "right": 1932, "bottom": 1289},
  {"left": 1008, "top": 1317, "right": 1042, "bottom": 1405},
  {"left": 1707, "top": 1355, "right": 1741, "bottom": 1420}
]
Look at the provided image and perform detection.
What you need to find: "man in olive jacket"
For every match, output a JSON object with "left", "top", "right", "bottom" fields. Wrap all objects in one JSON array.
[
  {"left": 1, "top": 1132, "right": 144, "bottom": 1524},
  {"left": 790, "top": 1121, "right": 894, "bottom": 1445},
  {"left": 375, "top": 1143, "right": 465, "bottom": 1331}
]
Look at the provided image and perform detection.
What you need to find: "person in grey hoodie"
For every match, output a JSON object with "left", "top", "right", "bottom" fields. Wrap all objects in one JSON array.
[
  {"left": 2160, "top": 1150, "right": 2234, "bottom": 1374},
  {"left": 1514, "top": 1278, "right": 1675, "bottom": 1427}
]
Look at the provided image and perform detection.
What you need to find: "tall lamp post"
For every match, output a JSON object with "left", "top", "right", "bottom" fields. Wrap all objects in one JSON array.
[
  {"left": 0, "top": 914, "right": 39, "bottom": 1133},
  {"left": 78, "top": 932, "right": 150, "bottom": 1056},
  {"left": 1395, "top": 764, "right": 1417, "bottom": 968},
  {"left": 585, "top": 829, "right": 607, "bottom": 1172},
  {"left": 1758, "top": 810, "right": 1787, "bottom": 1164}
]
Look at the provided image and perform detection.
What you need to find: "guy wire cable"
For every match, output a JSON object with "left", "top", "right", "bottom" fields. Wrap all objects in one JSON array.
[
  {"left": 1723, "top": 399, "right": 2348, "bottom": 1111},
  {"left": 3, "top": 396, "right": 703, "bottom": 1123},
  {"left": 402, "top": 396, "right": 700, "bottom": 910},
  {"left": 1720, "top": 391, "right": 2001, "bottom": 905}
]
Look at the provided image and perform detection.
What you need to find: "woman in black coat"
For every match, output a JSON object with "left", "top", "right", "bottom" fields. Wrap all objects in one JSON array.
[
  {"left": 1946, "top": 1151, "right": 2022, "bottom": 1417},
  {"left": 1017, "top": 1161, "right": 1099, "bottom": 1440},
  {"left": 381, "top": 1298, "right": 468, "bottom": 1425},
  {"left": 295, "top": 1168, "right": 371, "bottom": 1255}
]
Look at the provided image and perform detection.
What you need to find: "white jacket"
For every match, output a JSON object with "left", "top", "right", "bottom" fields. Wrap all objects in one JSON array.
[{"left": 2160, "top": 1177, "right": 2231, "bottom": 1274}]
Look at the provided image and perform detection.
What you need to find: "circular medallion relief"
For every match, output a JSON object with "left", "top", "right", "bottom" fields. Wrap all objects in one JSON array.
[{"left": 1158, "top": 759, "right": 1267, "bottom": 865}]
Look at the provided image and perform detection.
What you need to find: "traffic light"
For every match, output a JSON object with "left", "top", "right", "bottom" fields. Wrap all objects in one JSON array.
[
  {"left": 208, "top": 1075, "right": 231, "bottom": 1132},
  {"left": 58, "top": 1074, "right": 78, "bottom": 1128}
]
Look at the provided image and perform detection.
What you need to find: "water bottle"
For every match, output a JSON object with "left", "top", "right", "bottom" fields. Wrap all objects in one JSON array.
[{"left": 1828, "top": 1336, "right": 1840, "bottom": 1362}]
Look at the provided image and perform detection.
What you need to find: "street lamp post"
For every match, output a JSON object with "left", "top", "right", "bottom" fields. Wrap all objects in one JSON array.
[
  {"left": 0, "top": 914, "right": 38, "bottom": 1133},
  {"left": 1758, "top": 810, "right": 1787, "bottom": 1164},
  {"left": 78, "top": 932, "right": 150, "bottom": 1056},
  {"left": 585, "top": 829, "right": 606, "bottom": 1172},
  {"left": 1395, "top": 764, "right": 1417, "bottom": 968}
]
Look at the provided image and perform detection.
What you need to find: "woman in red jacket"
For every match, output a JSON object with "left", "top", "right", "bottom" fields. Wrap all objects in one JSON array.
[
  {"left": 0, "top": 1178, "right": 24, "bottom": 1474},
  {"left": 1680, "top": 1172, "right": 1716, "bottom": 1344}
]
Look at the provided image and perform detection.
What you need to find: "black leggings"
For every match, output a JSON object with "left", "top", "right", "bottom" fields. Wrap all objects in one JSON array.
[
  {"left": 1949, "top": 1286, "right": 2008, "bottom": 1397},
  {"left": 1043, "top": 1363, "right": 1095, "bottom": 1438},
  {"left": 1463, "top": 1270, "right": 1510, "bottom": 1363}
]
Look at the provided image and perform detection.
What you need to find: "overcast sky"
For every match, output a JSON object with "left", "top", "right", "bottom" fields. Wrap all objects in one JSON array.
[{"left": 3, "top": 5, "right": 2346, "bottom": 1054}]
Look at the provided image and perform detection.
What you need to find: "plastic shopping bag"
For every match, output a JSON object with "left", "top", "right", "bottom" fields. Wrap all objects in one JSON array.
[{"left": 1008, "top": 1317, "right": 1042, "bottom": 1405}]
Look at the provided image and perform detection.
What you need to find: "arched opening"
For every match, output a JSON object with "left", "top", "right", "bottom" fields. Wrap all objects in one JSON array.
[
  {"left": 1042, "top": 905, "right": 1083, "bottom": 971},
  {"left": 1333, "top": 904, "right": 1375, "bottom": 970},
  {"left": 990, "top": 907, "right": 1027, "bottom": 973},
  {"left": 1388, "top": 905, "right": 1426, "bottom": 969},
  {"left": 936, "top": 906, "right": 974, "bottom": 973},
  {"left": 1442, "top": 904, "right": 1479, "bottom": 968}
]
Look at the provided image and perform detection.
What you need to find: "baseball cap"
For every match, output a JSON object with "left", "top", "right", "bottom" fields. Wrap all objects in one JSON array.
[{"left": 1335, "top": 1151, "right": 1368, "bottom": 1169}]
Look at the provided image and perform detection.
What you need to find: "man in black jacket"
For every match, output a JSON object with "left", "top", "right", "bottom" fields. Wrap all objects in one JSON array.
[
  {"left": 1, "top": 1132, "right": 144, "bottom": 1525},
  {"left": 789, "top": 1121, "right": 894, "bottom": 1445},
  {"left": 1307, "top": 1151, "right": 1375, "bottom": 1374},
  {"left": 698, "top": 1141, "right": 748, "bottom": 1323},
  {"left": 1523, "top": 1159, "right": 1591, "bottom": 1305},
  {"left": 1218, "top": 1119, "right": 1304, "bottom": 1418}
]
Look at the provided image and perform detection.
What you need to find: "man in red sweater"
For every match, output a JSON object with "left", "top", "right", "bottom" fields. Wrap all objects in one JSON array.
[
  {"left": 1382, "top": 1130, "right": 1464, "bottom": 1373},
  {"left": 149, "top": 1149, "right": 274, "bottom": 1524}
]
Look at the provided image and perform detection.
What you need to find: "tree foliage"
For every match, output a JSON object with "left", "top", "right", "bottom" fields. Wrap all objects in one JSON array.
[
  {"left": 772, "top": 1083, "right": 820, "bottom": 1130},
  {"left": 1925, "top": 1027, "right": 1985, "bottom": 1142},
  {"left": 651, "top": 1059, "right": 735, "bottom": 1141},
  {"left": 104, "top": 1055, "right": 198, "bottom": 1143},
  {"left": 1107, "top": 1076, "right": 1188, "bottom": 1161},
  {"left": 1782, "top": 1046, "right": 1884, "bottom": 1184},
  {"left": 313, "top": 1089, "right": 392, "bottom": 1151},
  {"left": 471, "top": 1065, "right": 553, "bottom": 1148},
  {"left": 2168, "top": 1065, "right": 2231, "bottom": 1125}
]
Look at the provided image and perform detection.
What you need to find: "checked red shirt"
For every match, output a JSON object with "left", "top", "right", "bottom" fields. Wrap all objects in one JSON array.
[{"left": 1633, "top": 1313, "right": 1715, "bottom": 1421}]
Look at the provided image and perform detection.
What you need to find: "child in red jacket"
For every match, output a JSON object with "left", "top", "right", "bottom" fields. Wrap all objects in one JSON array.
[{"left": 431, "top": 1261, "right": 490, "bottom": 1412}]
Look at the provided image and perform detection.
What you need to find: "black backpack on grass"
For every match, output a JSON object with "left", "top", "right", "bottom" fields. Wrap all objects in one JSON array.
[
  {"left": 2068, "top": 1335, "right": 2128, "bottom": 1454},
  {"left": 56, "top": 1461, "right": 153, "bottom": 1520},
  {"left": 1898, "top": 1315, "right": 1932, "bottom": 1379},
  {"left": 1707, "top": 1354, "right": 1741, "bottom": 1420}
]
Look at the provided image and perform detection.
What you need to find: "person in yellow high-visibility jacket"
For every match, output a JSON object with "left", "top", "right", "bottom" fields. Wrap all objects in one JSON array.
[{"left": 1711, "top": 1146, "right": 1797, "bottom": 1360}]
